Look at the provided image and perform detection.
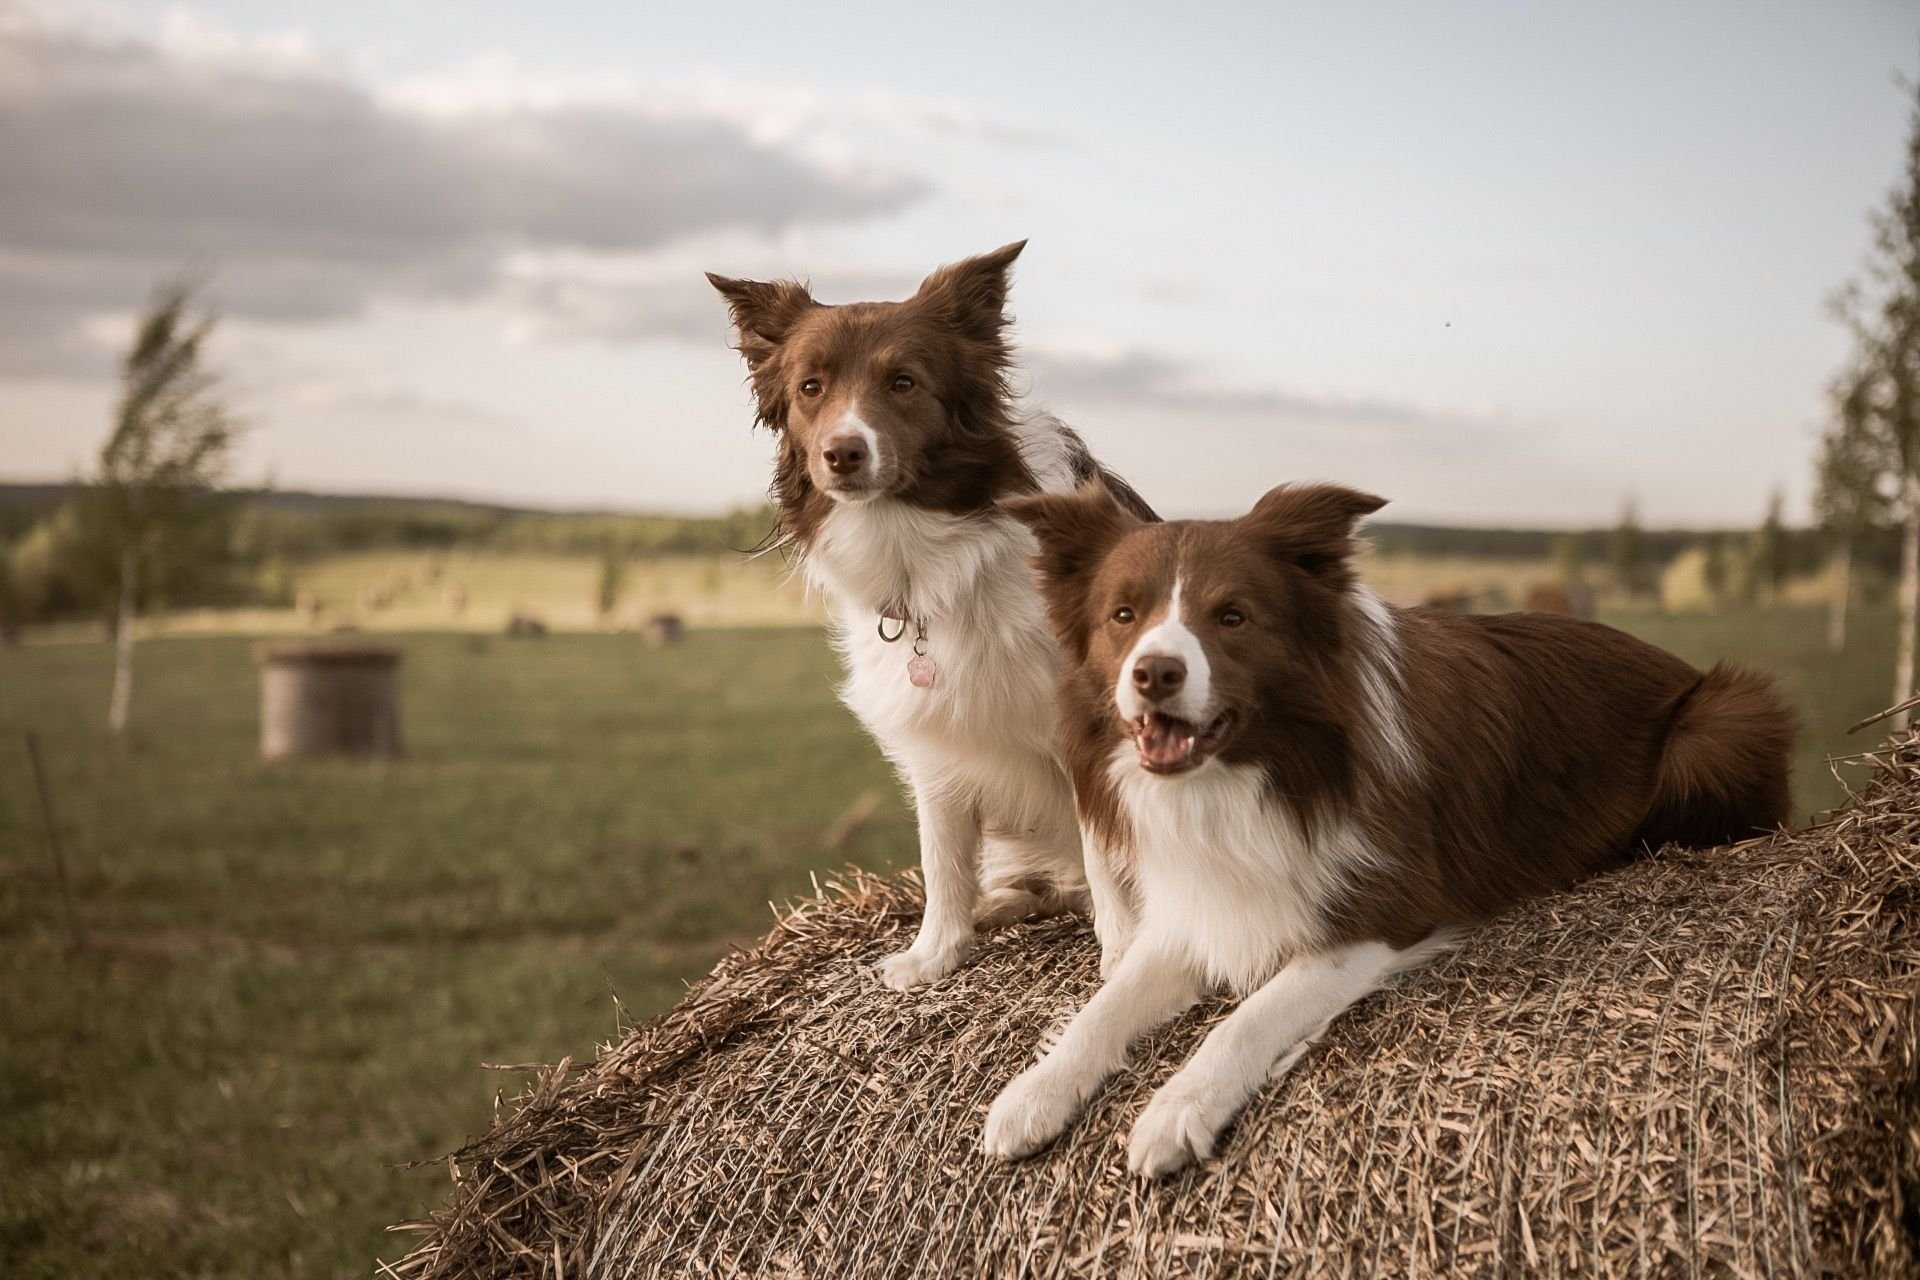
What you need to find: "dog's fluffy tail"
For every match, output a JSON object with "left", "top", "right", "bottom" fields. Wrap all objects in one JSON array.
[{"left": 1635, "top": 662, "right": 1796, "bottom": 852}]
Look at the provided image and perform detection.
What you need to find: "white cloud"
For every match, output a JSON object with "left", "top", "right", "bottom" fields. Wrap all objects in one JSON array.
[
  {"left": 381, "top": 56, "right": 1064, "bottom": 152},
  {"left": 0, "top": 5, "right": 934, "bottom": 374},
  {"left": 476, "top": 234, "right": 927, "bottom": 347}
]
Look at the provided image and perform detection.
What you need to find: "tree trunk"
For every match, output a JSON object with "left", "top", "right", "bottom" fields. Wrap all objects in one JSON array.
[
  {"left": 1828, "top": 538, "right": 1851, "bottom": 654},
  {"left": 107, "top": 544, "right": 136, "bottom": 736},
  {"left": 1898, "top": 496, "right": 1920, "bottom": 732}
]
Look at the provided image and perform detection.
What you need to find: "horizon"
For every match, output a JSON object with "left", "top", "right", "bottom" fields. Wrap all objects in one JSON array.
[{"left": 0, "top": 475, "right": 1824, "bottom": 535}]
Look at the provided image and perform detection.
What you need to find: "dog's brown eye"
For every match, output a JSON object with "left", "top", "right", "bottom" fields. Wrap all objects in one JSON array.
[
  {"left": 890, "top": 374, "right": 914, "bottom": 393},
  {"left": 800, "top": 378, "right": 823, "bottom": 398},
  {"left": 1112, "top": 606, "right": 1135, "bottom": 624},
  {"left": 1219, "top": 608, "right": 1246, "bottom": 628}
]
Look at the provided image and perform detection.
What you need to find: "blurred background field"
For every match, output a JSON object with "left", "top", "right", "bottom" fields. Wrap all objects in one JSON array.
[{"left": 0, "top": 593, "right": 1897, "bottom": 1278}]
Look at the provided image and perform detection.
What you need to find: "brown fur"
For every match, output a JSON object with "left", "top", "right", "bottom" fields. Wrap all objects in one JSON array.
[
  {"left": 707, "top": 244, "right": 1156, "bottom": 545},
  {"left": 707, "top": 243, "right": 1042, "bottom": 546},
  {"left": 1007, "top": 480, "right": 1798, "bottom": 949}
]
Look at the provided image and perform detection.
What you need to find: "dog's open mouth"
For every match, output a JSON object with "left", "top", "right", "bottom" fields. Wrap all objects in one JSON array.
[{"left": 1132, "top": 710, "right": 1236, "bottom": 775}]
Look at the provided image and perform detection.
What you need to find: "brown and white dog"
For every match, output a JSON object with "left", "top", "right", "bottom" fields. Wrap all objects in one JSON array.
[
  {"left": 707, "top": 243, "right": 1154, "bottom": 989},
  {"left": 984, "top": 478, "right": 1794, "bottom": 1176}
]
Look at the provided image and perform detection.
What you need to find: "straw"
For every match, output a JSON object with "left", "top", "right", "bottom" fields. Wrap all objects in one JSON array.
[{"left": 390, "top": 732, "right": 1920, "bottom": 1279}]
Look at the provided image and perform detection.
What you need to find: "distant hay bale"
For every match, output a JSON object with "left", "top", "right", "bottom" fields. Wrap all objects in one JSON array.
[
  {"left": 256, "top": 642, "right": 402, "bottom": 761},
  {"left": 1420, "top": 585, "right": 1475, "bottom": 611},
  {"left": 642, "top": 613, "right": 685, "bottom": 647},
  {"left": 390, "top": 737, "right": 1920, "bottom": 1280},
  {"left": 1661, "top": 546, "right": 1721, "bottom": 613},
  {"left": 1521, "top": 581, "right": 1594, "bottom": 618}
]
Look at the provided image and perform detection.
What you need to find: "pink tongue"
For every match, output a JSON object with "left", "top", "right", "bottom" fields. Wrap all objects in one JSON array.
[{"left": 1139, "top": 714, "right": 1197, "bottom": 768}]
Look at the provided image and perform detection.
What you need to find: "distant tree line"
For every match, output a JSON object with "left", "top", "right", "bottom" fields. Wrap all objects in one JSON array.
[
  {"left": 1, "top": 484, "right": 257, "bottom": 625},
  {"left": 0, "top": 479, "right": 782, "bottom": 630},
  {"left": 1367, "top": 516, "right": 1862, "bottom": 579},
  {"left": 210, "top": 494, "right": 784, "bottom": 559},
  {"left": 9, "top": 471, "right": 1875, "bottom": 632}
]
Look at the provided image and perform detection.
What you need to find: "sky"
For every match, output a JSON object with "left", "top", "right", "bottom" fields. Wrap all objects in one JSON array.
[{"left": 0, "top": 0, "right": 1913, "bottom": 526}]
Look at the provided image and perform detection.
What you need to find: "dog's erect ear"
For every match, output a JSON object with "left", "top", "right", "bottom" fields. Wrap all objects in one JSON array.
[
  {"left": 1004, "top": 476, "right": 1139, "bottom": 582},
  {"left": 1242, "top": 483, "right": 1386, "bottom": 587},
  {"left": 1003, "top": 476, "right": 1141, "bottom": 657},
  {"left": 705, "top": 273, "right": 818, "bottom": 369},
  {"left": 911, "top": 241, "right": 1027, "bottom": 342}
]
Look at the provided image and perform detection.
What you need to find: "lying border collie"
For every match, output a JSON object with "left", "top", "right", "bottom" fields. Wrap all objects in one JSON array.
[
  {"left": 985, "top": 478, "right": 1794, "bottom": 1176},
  {"left": 707, "top": 244, "right": 1154, "bottom": 989}
]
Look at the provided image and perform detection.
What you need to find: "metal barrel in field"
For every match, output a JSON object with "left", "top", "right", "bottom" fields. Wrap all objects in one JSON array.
[{"left": 256, "top": 642, "right": 404, "bottom": 761}]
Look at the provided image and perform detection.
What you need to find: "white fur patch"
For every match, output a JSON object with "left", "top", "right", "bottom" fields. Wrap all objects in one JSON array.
[
  {"left": 1348, "top": 587, "right": 1418, "bottom": 783},
  {"left": 1110, "top": 751, "right": 1381, "bottom": 993},
  {"left": 1014, "top": 412, "right": 1080, "bottom": 493},
  {"left": 822, "top": 409, "right": 887, "bottom": 495},
  {"left": 1114, "top": 579, "right": 1214, "bottom": 725}
]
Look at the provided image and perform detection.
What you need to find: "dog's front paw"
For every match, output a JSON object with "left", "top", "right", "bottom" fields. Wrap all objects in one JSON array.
[
  {"left": 876, "top": 939, "right": 968, "bottom": 991},
  {"left": 983, "top": 1067, "right": 1081, "bottom": 1161},
  {"left": 1127, "top": 1082, "right": 1221, "bottom": 1178}
]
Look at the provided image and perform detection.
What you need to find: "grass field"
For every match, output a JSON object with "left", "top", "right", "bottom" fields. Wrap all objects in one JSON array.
[
  {"left": 0, "top": 629, "right": 908, "bottom": 1280},
  {"left": 0, "top": 605, "right": 1899, "bottom": 1279},
  {"left": 1595, "top": 604, "right": 1900, "bottom": 815}
]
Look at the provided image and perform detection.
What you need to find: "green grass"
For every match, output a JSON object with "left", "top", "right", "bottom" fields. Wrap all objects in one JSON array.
[
  {"left": 0, "top": 629, "right": 906, "bottom": 1280},
  {"left": 0, "top": 604, "right": 1899, "bottom": 1278},
  {"left": 1594, "top": 604, "right": 1898, "bottom": 819}
]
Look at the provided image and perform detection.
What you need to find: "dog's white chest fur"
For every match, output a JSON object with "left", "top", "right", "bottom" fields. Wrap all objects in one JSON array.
[
  {"left": 803, "top": 420, "right": 1083, "bottom": 777},
  {"left": 809, "top": 501, "right": 1061, "bottom": 765},
  {"left": 1114, "top": 757, "right": 1372, "bottom": 993}
]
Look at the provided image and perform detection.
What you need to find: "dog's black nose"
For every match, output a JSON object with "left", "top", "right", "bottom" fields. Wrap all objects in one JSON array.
[
  {"left": 1132, "top": 655, "right": 1186, "bottom": 698},
  {"left": 822, "top": 436, "right": 868, "bottom": 476}
]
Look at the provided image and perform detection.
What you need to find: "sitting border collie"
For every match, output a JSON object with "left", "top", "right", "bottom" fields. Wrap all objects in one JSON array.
[
  {"left": 985, "top": 478, "right": 1794, "bottom": 1176},
  {"left": 707, "top": 244, "right": 1154, "bottom": 989}
]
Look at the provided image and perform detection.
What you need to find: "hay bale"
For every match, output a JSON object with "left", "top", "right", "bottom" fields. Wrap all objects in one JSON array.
[
  {"left": 643, "top": 613, "right": 686, "bottom": 647},
  {"left": 1522, "top": 581, "right": 1595, "bottom": 619},
  {"left": 390, "top": 737, "right": 1920, "bottom": 1279},
  {"left": 1420, "top": 586, "right": 1475, "bottom": 612},
  {"left": 256, "top": 642, "right": 402, "bottom": 761}
]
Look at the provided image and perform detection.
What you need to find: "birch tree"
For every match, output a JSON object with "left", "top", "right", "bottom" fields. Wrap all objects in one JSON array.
[
  {"left": 1832, "top": 74, "right": 1920, "bottom": 727},
  {"left": 1609, "top": 500, "right": 1646, "bottom": 600},
  {"left": 100, "top": 280, "right": 237, "bottom": 735},
  {"left": 1814, "top": 368, "right": 1893, "bottom": 653},
  {"left": 1747, "top": 493, "right": 1787, "bottom": 607}
]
